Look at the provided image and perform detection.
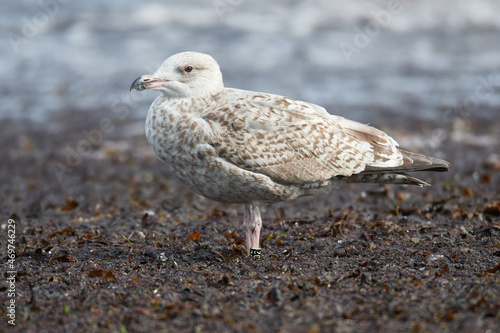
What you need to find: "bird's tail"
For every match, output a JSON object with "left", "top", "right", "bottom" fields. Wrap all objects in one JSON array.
[
  {"left": 345, "top": 150, "right": 450, "bottom": 187},
  {"left": 367, "top": 150, "right": 450, "bottom": 172},
  {"left": 343, "top": 172, "right": 431, "bottom": 187}
]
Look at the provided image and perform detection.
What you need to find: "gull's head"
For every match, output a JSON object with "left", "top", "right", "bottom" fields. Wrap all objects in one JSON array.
[{"left": 130, "top": 52, "right": 224, "bottom": 98}]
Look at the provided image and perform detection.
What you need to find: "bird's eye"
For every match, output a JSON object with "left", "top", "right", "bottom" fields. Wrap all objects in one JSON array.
[{"left": 184, "top": 65, "right": 193, "bottom": 73}]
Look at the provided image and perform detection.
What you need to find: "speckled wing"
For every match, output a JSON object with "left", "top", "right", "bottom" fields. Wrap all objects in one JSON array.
[{"left": 204, "top": 88, "right": 404, "bottom": 185}]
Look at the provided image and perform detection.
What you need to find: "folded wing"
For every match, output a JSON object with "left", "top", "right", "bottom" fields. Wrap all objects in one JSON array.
[{"left": 203, "top": 89, "right": 407, "bottom": 185}]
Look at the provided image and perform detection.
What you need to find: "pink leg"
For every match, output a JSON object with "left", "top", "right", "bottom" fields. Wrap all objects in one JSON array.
[{"left": 243, "top": 204, "right": 262, "bottom": 256}]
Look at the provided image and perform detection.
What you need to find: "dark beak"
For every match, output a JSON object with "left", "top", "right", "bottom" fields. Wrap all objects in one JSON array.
[
  {"left": 130, "top": 76, "right": 146, "bottom": 92},
  {"left": 130, "top": 74, "right": 166, "bottom": 92}
]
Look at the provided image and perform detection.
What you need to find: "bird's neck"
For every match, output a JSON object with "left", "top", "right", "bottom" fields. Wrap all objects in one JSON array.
[{"left": 156, "top": 89, "right": 228, "bottom": 117}]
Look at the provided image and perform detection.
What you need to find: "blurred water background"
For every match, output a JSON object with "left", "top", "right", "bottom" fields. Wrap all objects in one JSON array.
[{"left": 1, "top": 0, "right": 499, "bottom": 131}]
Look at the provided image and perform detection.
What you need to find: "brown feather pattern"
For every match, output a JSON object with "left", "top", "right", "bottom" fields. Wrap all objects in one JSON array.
[{"left": 134, "top": 51, "right": 450, "bottom": 254}]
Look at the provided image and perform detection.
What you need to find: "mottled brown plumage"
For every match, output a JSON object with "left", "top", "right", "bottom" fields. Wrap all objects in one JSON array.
[{"left": 130, "top": 52, "right": 450, "bottom": 255}]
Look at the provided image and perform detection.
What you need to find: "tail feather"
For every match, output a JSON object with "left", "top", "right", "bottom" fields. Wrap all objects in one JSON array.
[
  {"left": 365, "top": 150, "right": 450, "bottom": 173},
  {"left": 340, "top": 150, "right": 450, "bottom": 187},
  {"left": 342, "top": 172, "right": 431, "bottom": 187}
]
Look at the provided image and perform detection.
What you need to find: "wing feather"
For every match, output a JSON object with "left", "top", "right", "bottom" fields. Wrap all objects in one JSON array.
[{"left": 204, "top": 89, "right": 404, "bottom": 185}]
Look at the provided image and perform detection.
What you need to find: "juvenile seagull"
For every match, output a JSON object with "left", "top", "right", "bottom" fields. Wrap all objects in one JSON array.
[{"left": 130, "top": 52, "right": 450, "bottom": 256}]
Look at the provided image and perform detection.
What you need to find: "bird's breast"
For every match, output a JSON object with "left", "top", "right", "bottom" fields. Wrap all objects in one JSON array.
[
  {"left": 145, "top": 100, "right": 220, "bottom": 189},
  {"left": 142, "top": 96, "right": 306, "bottom": 204},
  {"left": 146, "top": 106, "right": 202, "bottom": 162}
]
